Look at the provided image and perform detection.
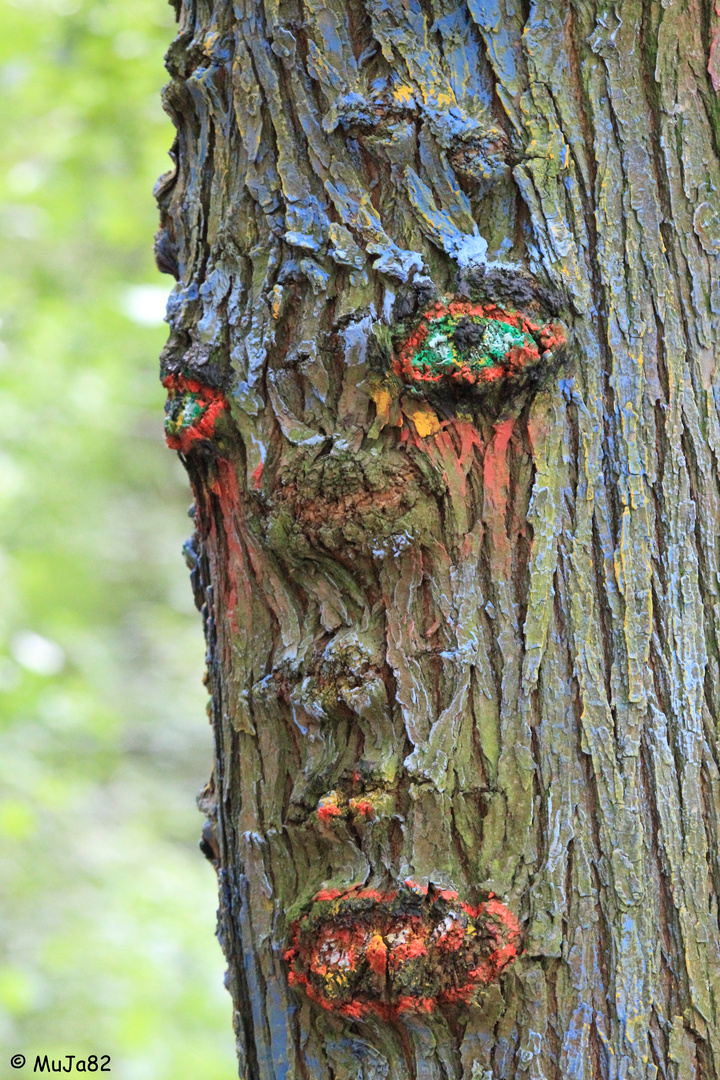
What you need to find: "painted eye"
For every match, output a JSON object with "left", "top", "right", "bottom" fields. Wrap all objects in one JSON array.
[
  {"left": 393, "top": 299, "right": 565, "bottom": 395},
  {"left": 162, "top": 374, "right": 227, "bottom": 452}
]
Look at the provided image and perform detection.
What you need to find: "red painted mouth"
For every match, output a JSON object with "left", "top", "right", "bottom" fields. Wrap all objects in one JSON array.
[{"left": 285, "top": 883, "right": 520, "bottom": 1020}]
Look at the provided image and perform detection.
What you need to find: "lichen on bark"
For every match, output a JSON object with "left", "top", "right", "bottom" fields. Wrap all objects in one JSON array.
[{"left": 158, "top": 0, "right": 720, "bottom": 1077}]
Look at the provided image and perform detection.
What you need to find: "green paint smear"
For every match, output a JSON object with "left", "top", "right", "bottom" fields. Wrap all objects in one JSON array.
[
  {"left": 165, "top": 393, "right": 204, "bottom": 434},
  {"left": 181, "top": 397, "right": 204, "bottom": 427},
  {"left": 412, "top": 317, "right": 533, "bottom": 376}
]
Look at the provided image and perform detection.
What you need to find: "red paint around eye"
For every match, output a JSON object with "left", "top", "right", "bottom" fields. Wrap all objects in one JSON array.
[
  {"left": 285, "top": 885, "right": 520, "bottom": 1020},
  {"left": 162, "top": 374, "right": 227, "bottom": 452},
  {"left": 393, "top": 301, "right": 565, "bottom": 390}
]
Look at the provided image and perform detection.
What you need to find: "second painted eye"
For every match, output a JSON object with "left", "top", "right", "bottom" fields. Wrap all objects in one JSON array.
[
  {"left": 393, "top": 300, "right": 565, "bottom": 390},
  {"left": 163, "top": 374, "right": 227, "bottom": 453}
]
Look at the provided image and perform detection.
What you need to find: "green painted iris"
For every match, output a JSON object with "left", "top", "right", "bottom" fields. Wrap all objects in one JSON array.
[
  {"left": 165, "top": 392, "right": 204, "bottom": 436},
  {"left": 411, "top": 316, "right": 533, "bottom": 375}
]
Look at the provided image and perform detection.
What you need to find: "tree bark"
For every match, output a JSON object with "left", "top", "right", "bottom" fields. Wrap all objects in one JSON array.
[{"left": 157, "top": 1, "right": 720, "bottom": 1077}]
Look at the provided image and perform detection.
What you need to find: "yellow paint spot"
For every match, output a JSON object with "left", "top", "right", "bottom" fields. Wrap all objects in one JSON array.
[
  {"left": 324, "top": 970, "right": 348, "bottom": 993},
  {"left": 203, "top": 31, "right": 219, "bottom": 56},
  {"left": 393, "top": 85, "right": 415, "bottom": 104},
  {"left": 372, "top": 388, "right": 392, "bottom": 415},
  {"left": 368, "top": 384, "right": 396, "bottom": 438},
  {"left": 409, "top": 406, "right": 440, "bottom": 438}
]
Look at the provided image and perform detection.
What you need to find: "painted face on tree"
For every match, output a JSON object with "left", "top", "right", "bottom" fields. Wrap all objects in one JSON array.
[{"left": 164, "top": 287, "right": 549, "bottom": 1030}]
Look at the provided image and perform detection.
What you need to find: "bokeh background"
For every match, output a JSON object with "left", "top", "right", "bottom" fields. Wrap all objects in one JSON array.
[{"left": 0, "top": 0, "right": 237, "bottom": 1074}]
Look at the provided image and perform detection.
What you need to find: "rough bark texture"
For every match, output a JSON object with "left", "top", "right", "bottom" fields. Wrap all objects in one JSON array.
[{"left": 157, "top": 1, "right": 720, "bottom": 1077}]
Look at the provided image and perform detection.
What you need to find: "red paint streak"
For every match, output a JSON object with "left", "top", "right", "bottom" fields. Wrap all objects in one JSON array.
[
  {"left": 710, "top": 4, "right": 720, "bottom": 90},
  {"left": 315, "top": 888, "right": 344, "bottom": 902},
  {"left": 208, "top": 455, "right": 245, "bottom": 634},
  {"left": 356, "top": 888, "right": 391, "bottom": 902},
  {"left": 162, "top": 374, "right": 227, "bottom": 453},
  {"left": 251, "top": 460, "right": 264, "bottom": 489},
  {"left": 285, "top": 885, "right": 520, "bottom": 1020},
  {"left": 482, "top": 417, "right": 515, "bottom": 508}
]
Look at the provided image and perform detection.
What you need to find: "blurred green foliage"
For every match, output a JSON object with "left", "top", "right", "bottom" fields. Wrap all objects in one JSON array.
[{"left": 0, "top": 0, "right": 236, "bottom": 1074}]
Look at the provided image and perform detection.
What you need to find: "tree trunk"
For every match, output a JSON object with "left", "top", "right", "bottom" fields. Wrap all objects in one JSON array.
[{"left": 156, "top": 0, "right": 720, "bottom": 1076}]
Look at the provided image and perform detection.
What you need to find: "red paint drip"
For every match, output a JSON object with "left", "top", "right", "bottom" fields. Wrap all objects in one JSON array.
[
  {"left": 251, "top": 460, "right": 265, "bottom": 489},
  {"left": 285, "top": 885, "right": 520, "bottom": 1020},
  {"left": 208, "top": 455, "right": 245, "bottom": 634},
  {"left": 710, "top": 3, "right": 720, "bottom": 90}
]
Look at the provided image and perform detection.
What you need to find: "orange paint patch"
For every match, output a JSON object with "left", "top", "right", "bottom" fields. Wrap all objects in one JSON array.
[
  {"left": 317, "top": 801, "right": 342, "bottom": 822},
  {"left": 366, "top": 934, "right": 388, "bottom": 976},
  {"left": 351, "top": 799, "right": 375, "bottom": 819}
]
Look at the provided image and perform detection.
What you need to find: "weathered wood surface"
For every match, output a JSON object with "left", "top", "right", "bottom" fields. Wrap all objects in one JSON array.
[{"left": 157, "top": 1, "right": 720, "bottom": 1076}]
